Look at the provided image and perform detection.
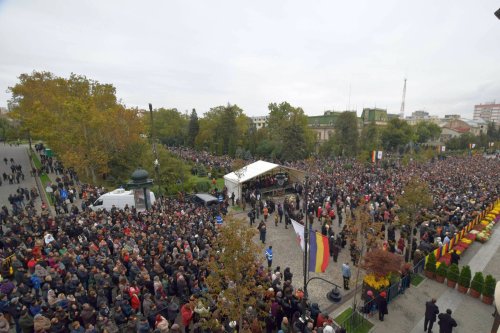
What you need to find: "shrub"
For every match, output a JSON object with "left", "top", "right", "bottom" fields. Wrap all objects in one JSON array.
[
  {"left": 447, "top": 264, "right": 460, "bottom": 282},
  {"left": 458, "top": 265, "right": 471, "bottom": 288},
  {"left": 470, "top": 272, "right": 484, "bottom": 292},
  {"left": 436, "top": 263, "right": 448, "bottom": 277},
  {"left": 483, "top": 274, "right": 497, "bottom": 297},
  {"left": 195, "top": 180, "right": 211, "bottom": 193},
  {"left": 425, "top": 252, "right": 437, "bottom": 273}
]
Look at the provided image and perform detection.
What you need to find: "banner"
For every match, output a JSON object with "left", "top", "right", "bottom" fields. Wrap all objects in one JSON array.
[
  {"left": 291, "top": 219, "right": 305, "bottom": 251},
  {"left": 377, "top": 151, "right": 383, "bottom": 160}
]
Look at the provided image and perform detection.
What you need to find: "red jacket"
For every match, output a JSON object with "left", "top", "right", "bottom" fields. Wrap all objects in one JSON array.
[
  {"left": 130, "top": 294, "right": 140, "bottom": 310},
  {"left": 181, "top": 304, "right": 193, "bottom": 327}
]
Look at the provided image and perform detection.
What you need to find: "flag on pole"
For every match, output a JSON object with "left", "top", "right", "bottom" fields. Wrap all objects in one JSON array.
[
  {"left": 377, "top": 151, "right": 383, "bottom": 160},
  {"left": 308, "top": 231, "right": 330, "bottom": 273},
  {"left": 291, "top": 219, "right": 305, "bottom": 251},
  {"left": 371, "top": 151, "right": 376, "bottom": 163}
]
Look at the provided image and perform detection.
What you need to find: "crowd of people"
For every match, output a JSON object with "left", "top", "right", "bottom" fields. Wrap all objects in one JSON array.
[{"left": 0, "top": 145, "right": 497, "bottom": 333}]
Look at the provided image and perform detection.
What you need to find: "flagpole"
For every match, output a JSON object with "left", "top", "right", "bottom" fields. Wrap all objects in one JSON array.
[{"left": 303, "top": 175, "right": 309, "bottom": 298}]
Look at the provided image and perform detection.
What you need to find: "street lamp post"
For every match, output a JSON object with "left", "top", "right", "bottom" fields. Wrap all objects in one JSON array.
[
  {"left": 303, "top": 175, "right": 309, "bottom": 298},
  {"left": 149, "top": 103, "right": 162, "bottom": 196}
]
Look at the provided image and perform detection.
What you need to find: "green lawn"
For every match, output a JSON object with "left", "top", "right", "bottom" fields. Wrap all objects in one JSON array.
[
  {"left": 190, "top": 175, "right": 225, "bottom": 190},
  {"left": 334, "top": 308, "right": 373, "bottom": 333},
  {"left": 30, "top": 150, "right": 54, "bottom": 204},
  {"left": 411, "top": 273, "right": 424, "bottom": 286}
]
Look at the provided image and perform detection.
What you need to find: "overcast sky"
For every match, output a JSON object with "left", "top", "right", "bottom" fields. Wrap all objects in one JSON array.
[{"left": 0, "top": 0, "right": 499, "bottom": 118}]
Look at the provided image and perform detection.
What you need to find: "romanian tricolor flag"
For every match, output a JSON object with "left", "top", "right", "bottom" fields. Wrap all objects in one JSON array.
[{"left": 308, "top": 231, "right": 330, "bottom": 273}]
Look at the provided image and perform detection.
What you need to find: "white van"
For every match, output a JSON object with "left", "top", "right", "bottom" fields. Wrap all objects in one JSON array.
[{"left": 90, "top": 188, "right": 156, "bottom": 211}]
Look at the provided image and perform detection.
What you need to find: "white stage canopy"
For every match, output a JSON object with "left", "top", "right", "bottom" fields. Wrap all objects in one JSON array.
[{"left": 224, "top": 160, "right": 304, "bottom": 200}]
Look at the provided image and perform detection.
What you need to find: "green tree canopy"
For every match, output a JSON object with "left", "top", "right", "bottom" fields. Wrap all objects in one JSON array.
[
  {"left": 266, "top": 101, "right": 314, "bottom": 160},
  {"left": 187, "top": 108, "right": 200, "bottom": 147},
  {"left": 381, "top": 118, "right": 415, "bottom": 151},
  {"left": 333, "top": 111, "right": 359, "bottom": 156},
  {"left": 414, "top": 121, "right": 442, "bottom": 143},
  {"left": 149, "top": 107, "right": 188, "bottom": 146}
]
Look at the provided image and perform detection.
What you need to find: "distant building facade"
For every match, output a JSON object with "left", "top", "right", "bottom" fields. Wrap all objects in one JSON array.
[
  {"left": 361, "top": 108, "right": 388, "bottom": 125},
  {"left": 405, "top": 110, "right": 440, "bottom": 125},
  {"left": 473, "top": 102, "right": 500, "bottom": 124},
  {"left": 307, "top": 111, "right": 340, "bottom": 143},
  {"left": 439, "top": 118, "right": 487, "bottom": 141},
  {"left": 250, "top": 116, "right": 268, "bottom": 129}
]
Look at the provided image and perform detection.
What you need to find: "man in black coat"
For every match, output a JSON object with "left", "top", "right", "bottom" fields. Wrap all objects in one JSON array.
[
  {"left": 376, "top": 292, "right": 388, "bottom": 321},
  {"left": 424, "top": 298, "right": 439, "bottom": 333},
  {"left": 438, "top": 309, "right": 457, "bottom": 333}
]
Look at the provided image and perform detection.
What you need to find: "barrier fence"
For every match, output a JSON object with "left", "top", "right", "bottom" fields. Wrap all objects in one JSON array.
[
  {"left": 336, "top": 258, "right": 425, "bottom": 332},
  {"left": 426, "top": 198, "right": 499, "bottom": 263}
]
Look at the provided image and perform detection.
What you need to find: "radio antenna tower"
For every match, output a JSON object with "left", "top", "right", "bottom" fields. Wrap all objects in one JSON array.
[{"left": 399, "top": 78, "right": 407, "bottom": 119}]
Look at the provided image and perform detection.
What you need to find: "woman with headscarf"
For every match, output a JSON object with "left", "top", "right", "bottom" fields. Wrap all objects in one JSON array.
[
  {"left": 155, "top": 315, "right": 169, "bottom": 333},
  {"left": 47, "top": 290, "right": 58, "bottom": 308}
]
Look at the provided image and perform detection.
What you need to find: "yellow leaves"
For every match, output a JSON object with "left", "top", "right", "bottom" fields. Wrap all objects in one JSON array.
[
  {"left": 8, "top": 71, "right": 144, "bottom": 182},
  {"left": 363, "top": 274, "right": 390, "bottom": 290}
]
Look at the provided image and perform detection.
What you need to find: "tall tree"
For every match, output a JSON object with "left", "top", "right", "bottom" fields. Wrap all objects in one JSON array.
[
  {"left": 397, "top": 177, "right": 433, "bottom": 262},
  {"left": 195, "top": 104, "right": 248, "bottom": 156},
  {"left": 149, "top": 108, "right": 188, "bottom": 146},
  {"left": 8, "top": 71, "right": 143, "bottom": 183},
  {"left": 381, "top": 118, "right": 415, "bottom": 151},
  {"left": 333, "top": 111, "right": 359, "bottom": 156},
  {"left": 360, "top": 121, "right": 381, "bottom": 152},
  {"left": 267, "top": 102, "right": 314, "bottom": 160},
  {"left": 187, "top": 108, "right": 200, "bottom": 147},
  {"left": 206, "top": 216, "right": 266, "bottom": 329},
  {"left": 414, "top": 121, "right": 442, "bottom": 144}
]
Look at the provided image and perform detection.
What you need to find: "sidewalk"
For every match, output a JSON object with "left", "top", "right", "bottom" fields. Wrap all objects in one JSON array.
[{"left": 333, "top": 223, "right": 500, "bottom": 333}]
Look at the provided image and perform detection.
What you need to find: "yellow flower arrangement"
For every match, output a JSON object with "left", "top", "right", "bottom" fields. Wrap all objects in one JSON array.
[
  {"left": 481, "top": 220, "right": 490, "bottom": 226},
  {"left": 364, "top": 274, "right": 390, "bottom": 290},
  {"left": 461, "top": 238, "right": 472, "bottom": 244}
]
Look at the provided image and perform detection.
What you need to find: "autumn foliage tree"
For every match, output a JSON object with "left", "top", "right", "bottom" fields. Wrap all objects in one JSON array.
[
  {"left": 397, "top": 177, "right": 433, "bottom": 262},
  {"left": 361, "top": 248, "right": 403, "bottom": 278},
  {"left": 205, "top": 216, "right": 267, "bottom": 329},
  {"left": 8, "top": 71, "right": 144, "bottom": 183}
]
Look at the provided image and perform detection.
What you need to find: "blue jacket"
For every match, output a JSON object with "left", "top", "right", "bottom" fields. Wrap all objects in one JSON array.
[
  {"left": 342, "top": 264, "right": 351, "bottom": 278},
  {"left": 265, "top": 249, "right": 273, "bottom": 261}
]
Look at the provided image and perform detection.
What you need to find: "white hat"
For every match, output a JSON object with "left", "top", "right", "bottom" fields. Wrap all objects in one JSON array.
[{"left": 324, "top": 325, "right": 334, "bottom": 333}]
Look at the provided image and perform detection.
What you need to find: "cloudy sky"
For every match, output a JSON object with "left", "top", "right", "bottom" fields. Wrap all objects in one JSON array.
[{"left": 0, "top": 0, "right": 499, "bottom": 118}]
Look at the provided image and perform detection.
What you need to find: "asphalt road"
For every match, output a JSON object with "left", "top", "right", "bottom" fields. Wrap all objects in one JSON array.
[{"left": 0, "top": 143, "right": 43, "bottom": 214}]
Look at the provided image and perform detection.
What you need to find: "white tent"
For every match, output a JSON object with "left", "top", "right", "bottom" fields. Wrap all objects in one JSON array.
[{"left": 224, "top": 160, "right": 304, "bottom": 200}]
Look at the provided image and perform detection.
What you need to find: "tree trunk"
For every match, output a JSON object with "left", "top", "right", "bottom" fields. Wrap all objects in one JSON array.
[{"left": 407, "top": 223, "right": 415, "bottom": 263}]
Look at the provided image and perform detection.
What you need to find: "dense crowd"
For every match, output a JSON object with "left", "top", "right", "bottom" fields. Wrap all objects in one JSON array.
[{"left": 0, "top": 146, "right": 498, "bottom": 333}]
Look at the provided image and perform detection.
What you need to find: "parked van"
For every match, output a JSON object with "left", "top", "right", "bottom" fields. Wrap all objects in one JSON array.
[
  {"left": 90, "top": 188, "right": 156, "bottom": 211},
  {"left": 191, "top": 193, "right": 219, "bottom": 207}
]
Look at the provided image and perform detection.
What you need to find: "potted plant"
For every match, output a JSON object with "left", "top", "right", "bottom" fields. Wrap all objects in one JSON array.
[
  {"left": 457, "top": 265, "right": 471, "bottom": 293},
  {"left": 447, "top": 264, "right": 460, "bottom": 288},
  {"left": 435, "top": 263, "right": 447, "bottom": 283},
  {"left": 469, "top": 272, "right": 483, "bottom": 298},
  {"left": 424, "top": 252, "right": 436, "bottom": 279},
  {"left": 482, "top": 274, "right": 496, "bottom": 305}
]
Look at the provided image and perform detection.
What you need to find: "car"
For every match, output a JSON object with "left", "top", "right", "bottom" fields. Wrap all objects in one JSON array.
[{"left": 191, "top": 193, "right": 219, "bottom": 207}]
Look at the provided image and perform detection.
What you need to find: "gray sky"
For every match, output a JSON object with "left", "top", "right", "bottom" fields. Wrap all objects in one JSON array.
[{"left": 0, "top": 0, "right": 499, "bottom": 118}]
